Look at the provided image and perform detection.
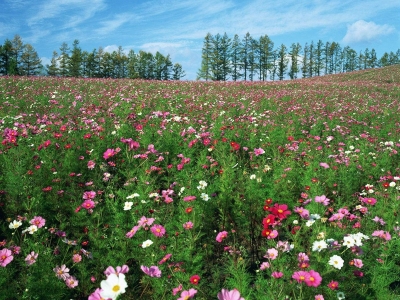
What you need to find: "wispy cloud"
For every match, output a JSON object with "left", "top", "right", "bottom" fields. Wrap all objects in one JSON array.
[
  {"left": 342, "top": 20, "right": 395, "bottom": 44},
  {"left": 94, "top": 13, "right": 139, "bottom": 36}
]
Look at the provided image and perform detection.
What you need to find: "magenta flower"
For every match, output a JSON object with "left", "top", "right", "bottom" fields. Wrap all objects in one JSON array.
[
  {"left": 217, "top": 288, "right": 244, "bottom": 300},
  {"left": 304, "top": 270, "right": 322, "bottom": 287},
  {"left": 292, "top": 270, "right": 308, "bottom": 284},
  {"left": 141, "top": 265, "right": 162, "bottom": 277},
  {"left": 254, "top": 148, "right": 265, "bottom": 156},
  {"left": 104, "top": 265, "right": 129, "bottom": 276},
  {"left": 30, "top": 216, "right": 46, "bottom": 228},
  {"left": 103, "top": 148, "right": 116, "bottom": 160},
  {"left": 158, "top": 253, "right": 172, "bottom": 265},
  {"left": 150, "top": 224, "right": 166, "bottom": 237},
  {"left": 83, "top": 191, "right": 96, "bottom": 199},
  {"left": 178, "top": 289, "right": 197, "bottom": 300},
  {"left": 25, "top": 251, "right": 38, "bottom": 265},
  {"left": 216, "top": 231, "right": 228, "bottom": 243},
  {"left": 294, "top": 207, "right": 310, "bottom": 219},
  {"left": 0, "top": 248, "right": 14, "bottom": 267},
  {"left": 81, "top": 199, "right": 95, "bottom": 210},
  {"left": 362, "top": 197, "right": 377, "bottom": 205},
  {"left": 327, "top": 280, "right": 339, "bottom": 290}
]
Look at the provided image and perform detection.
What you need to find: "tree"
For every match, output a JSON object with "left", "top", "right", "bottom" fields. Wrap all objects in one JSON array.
[
  {"left": 172, "top": 63, "right": 185, "bottom": 80},
  {"left": 20, "top": 44, "right": 42, "bottom": 76},
  {"left": 308, "top": 41, "right": 314, "bottom": 77},
  {"left": 301, "top": 43, "right": 309, "bottom": 78},
  {"left": 241, "top": 32, "right": 254, "bottom": 80},
  {"left": 69, "top": 39, "right": 82, "bottom": 77},
  {"left": 197, "top": 33, "right": 213, "bottom": 81},
  {"left": 46, "top": 51, "right": 59, "bottom": 76},
  {"left": 288, "top": 42, "right": 301, "bottom": 79},
  {"left": 11, "top": 35, "right": 24, "bottom": 75},
  {"left": 257, "top": 35, "right": 274, "bottom": 81},
  {"left": 0, "top": 39, "right": 15, "bottom": 75},
  {"left": 230, "top": 34, "right": 242, "bottom": 81},
  {"left": 314, "top": 40, "right": 324, "bottom": 76},
  {"left": 277, "top": 44, "right": 288, "bottom": 80},
  {"left": 162, "top": 54, "right": 173, "bottom": 80},
  {"left": 58, "top": 42, "right": 70, "bottom": 77}
]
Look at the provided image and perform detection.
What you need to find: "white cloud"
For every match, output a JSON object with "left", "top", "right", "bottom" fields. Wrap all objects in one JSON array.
[
  {"left": 342, "top": 20, "right": 395, "bottom": 44},
  {"left": 94, "top": 13, "right": 138, "bottom": 36}
]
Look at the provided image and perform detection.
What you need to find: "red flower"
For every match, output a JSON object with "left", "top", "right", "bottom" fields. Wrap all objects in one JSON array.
[
  {"left": 230, "top": 141, "right": 240, "bottom": 151},
  {"left": 262, "top": 214, "right": 275, "bottom": 228},
  {"left": 190, "top": 274, "right": 200, "bottom": 285},
  {"left": 382, "top": 182, "right": 389, "bottom": 188},
  {"left": 269, "top": 203, "right": 291, "bottom": 220}
]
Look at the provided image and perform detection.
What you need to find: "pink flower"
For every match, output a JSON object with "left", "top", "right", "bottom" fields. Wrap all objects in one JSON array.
[
  {"left": 30, "top": 216, "right": 46, "bottom": 228},
  {"left": 83, "top": 191, "right": 96, "bottom": 199},
  {"left": 81, "top": 199, "right": 95, "bottom": 210},
  {"left": 304, "top": 270, "right": 322, "bottom": 287},
  {"left": 104, "top": 265, "right": 129, "bottom": 276},
  {"left": 126, "top": 225, "right": 140, "bottom": 238},
  {"left": 216, "top": 231, "right": 228, "bottom": 243},
  {"left": 178, "top": 289, "right": 197, "bottom": 300},
  {"left": 0, "top": 248, "right": 13, "bottom": 267},
  {"left": 271, "top": 271, "right": 283, "bottom": 278},
  {"left": 54, "top": 264, "right": 70, "bottom": 280},
  {"left": 183, "top": 195, "right": 196, "bottom": 202},
  {"left": 72, "top": 254, "right": 82, "bottom": 263},
  {"left": 65, "top": 275, "right": 78, "bottom": 288},
  {"left": 138, "top": 216, "right": 155, "bottom": 227},
  {"left": 315, "top": 295, "right": 325, "bottom": 300},
  {"left": 319, "top": 162, "right": 330, "bottom": 169},
  {"left": 353, "top": 259, "right": 363, "bottom": 268},
  {"left": 151, "top": 224, "right": 166, "bottom": 237},
  {"left": 183, "top": 221, "right": 194, "bottom": 230},
  {"left": 294, "top": 207, "right": 310, "bottom": 219},
  {"left": 254, "top": 148, "right": 265, "bottom": 156},
  {"left": 172, "top": 284, "right": 183, "bottom": 296},
  {"left": 25, "top": 251, "right": 38, "bottom": 265},
  {"left": 87, "top": 160, "right": 96, "bottom": 170},
  {"left": 217, "top": 288, "right": 244, "bottom": 300},
  {"left": 314, "top": 195, "right": 330, "bottom": 206},
  {"left": 298, "top": 252, "right": 309, "bottom": 262},
  {"left": 372, "top": 230, "right": 391, "bottom": 241},
  {"left": 260, "top": 262, "right": 270, "bottom": 270},
  {"left": 141, "top": 265, "right": 161, "bottom": 277},
  {"left": 265, "top": 248, "right": 278, "bottom": 260},
  {"left": 269, "top": 203, "right": 291, "bottom": 220},
  {"left": 88, "top": 288, "right": 104, "bottom": 300}
]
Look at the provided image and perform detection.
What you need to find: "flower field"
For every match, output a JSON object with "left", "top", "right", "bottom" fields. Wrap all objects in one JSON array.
[{"left": 0, "top": 65, "right": 400, "bottom": 300}]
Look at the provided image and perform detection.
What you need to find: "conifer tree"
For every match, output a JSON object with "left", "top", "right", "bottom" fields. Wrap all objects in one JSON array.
[
  {"left": 20, "top": 44, "right": 42, "bottom": 76},
  {"left": 197, "top": 33, "right": 213, "bottom": 80}
]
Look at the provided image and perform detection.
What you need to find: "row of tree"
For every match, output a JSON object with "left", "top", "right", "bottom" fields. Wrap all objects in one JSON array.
[
  {"left": 197, "top": 32, "right": 400, "bottom": 81},
  {"left": 0, "top": 35, "right": 186, "bottom": 80}
]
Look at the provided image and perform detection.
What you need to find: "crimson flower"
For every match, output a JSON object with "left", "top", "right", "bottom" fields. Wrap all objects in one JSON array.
[
  {"left": 190, "top": 274, "right": 200, "bottom": 285},
  {"left": 269, "top": 203, "right": 291, "bottom": 220},
  {"left": 230, "top": 142, "right": 240, "bottom": 151}
]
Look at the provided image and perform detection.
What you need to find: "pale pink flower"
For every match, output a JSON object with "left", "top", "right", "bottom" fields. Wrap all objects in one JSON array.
[
  {"left": 125, "top": 225, "right": 140, "bottom": 238},
  {"left": 319, "top": 162, "right": 330, "bottom": 169},
  {"left": 265, "top": 248, "right": 278, "bottom": 260},
  {"left": 137, "top": 216, "right": 155, "bottom": 227},
  {"left": 72, "top": 254, "right": 82, "bottom": 263},
  {"left": 25, "top": 251, "right": 38, "bottom": 265},
  {"left": 141, "top": 265, "right": 161, "bottom": 277},
  {"left": 183, "top": 221, "right": 194, "bottom": 230},
  {"left": 315, "top": 195, "right": 330, "bottom": 206},
  {"left": 353, "top": 259, "right": 363, "bottom": 268},
  {"left": 54, "top": 264, "right": 70, "bottom": 280},
  {"left": 178, "top": 289, "right": 197, "bottom": 300},
  {"left": 217, "top": 288, "right": 244, "bottom": 300},
  {"left": 0, "top": 248, "right": 13, "bottom": 267},
  {"left": 172, "top": 284, "right": 183, "bottom": 296},
  {"left": 87, "top": 160, "right": 96, "bottom": 169},
  {"left": 65, "top": 275, "right": 78, "bottom": 288},
  {"left": 30, "top": 216, "right": 46, "bottom": 228},
  {"left": 104, "top": 265, "right": 129, "bottom": 276},
  {"left": 254, "top": 148, "right": 265, "bottom": 156},
  {"left": 260, "top": 262, "right": 270, "bottom": 270}
]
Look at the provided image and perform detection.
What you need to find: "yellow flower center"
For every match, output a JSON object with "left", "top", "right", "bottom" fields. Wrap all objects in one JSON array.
[{"left": 112, "top": 284, "right": 120, "bottom": 292}]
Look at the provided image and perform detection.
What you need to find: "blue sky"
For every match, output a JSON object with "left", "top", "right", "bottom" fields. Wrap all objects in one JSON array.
[{"left": 1, "top": 0, "right": 399, "bottom": 79}]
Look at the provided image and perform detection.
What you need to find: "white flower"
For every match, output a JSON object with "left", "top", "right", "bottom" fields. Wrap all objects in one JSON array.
[
  {"left": 305, "top": 220, "right": 315, "bottom": 227},
  {"left": 310, "top": 214, "right": 321, "bottom": 220},
  {"left": 200, "top": 193, "right": 209, "bottom": 201},
  {"left": 126, "top": 193, "right": 140, "bottom": 199},
  {"left": 123, "top": 202, "right": 133, "bottom": 211},
  {"left": 329, "top": 255, "right": 344, "bottom": 269},
  {"left": 342, "top": 236, "right": 355, "bottom": 248},
  {"left": 100, "top": 273, "right": 128, "bottom": 300},
  {"left": 148, "top": 193, "right": 159, "bottom": 198},
  {"left": 9, "top": 220, "right": 22, "bottom": 229},
  {"left": 142, "top": 240, "right": 153, "bottom": 248},
  {"left": 389, "top": 182, "right": 396, "bottom": 187},
  {"left": 23, "top": 225, "right": 38, "bottom": 234},
  {"left": 249, "top": 174, "right": 256, "bottom": 180},
  {"left": 337, "top": 291, "right": 345, "bottom": 300},
  {"left": 312, "top": 240, "right": 327, "bottom": 252},
  {"left": 292, "top": 220, "right": 299, "bottom": 225},
  {"left": 197, "top": 181, "right": 208, "bottom": 190}
]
